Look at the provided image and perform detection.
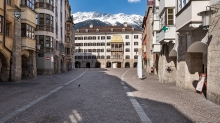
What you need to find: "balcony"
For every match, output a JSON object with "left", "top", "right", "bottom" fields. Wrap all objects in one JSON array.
[
  {"left": 111, "top": 48, "right": 123, "bottom": 52},
  {"left": 176, "top": 1, "right": 209, "bottom": 31},
  {"left": 159, "top": 0, "right": 175, "bottom": 15},
  {"left": 35, "top": 2, "right": 54, "bottom": 12},
  {"left": 22, "top": 38, "right": 36, "bottom": 51},
  {"left": 158, "top": 26, "right": 176, "bottom": 43}
]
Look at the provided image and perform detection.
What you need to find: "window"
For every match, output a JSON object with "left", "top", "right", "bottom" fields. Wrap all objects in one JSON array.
[
  {"left": 88, "top": 56, "right": 91, "bottom": 59},
  {"left": 45, "top": 36, "right": 50, "bottom": 47},
  {"left": 84, "top": 43, "right": 87, "bottom": 46},
  {"left": 66, "top": 36, "right": 70, "bottom": 42},
  {"left": 125, "top": 35, "right": 129, "bottom": 39},
  {"left": 107, "top": 42, "right": 110, "bottom": 46},
  {"left": 6, "top": 22, "right": 9, "bottom": 37},
  {"left": 21, "top": 23, "right": 35, "bottom": 39},
  {"left": 126, "top": 48, "right": 130, "bottom": 52},
  {"left": 101, "top": 56, "right": 105, "bottom": 59},
  {"left": 93, "top": 43, "right": 96, "bottom": 46},
  {"left": 93, "top": 49, "right": 96, "bottom": 52},
  {"left": 0, "top": 16, "right": 3, "bottom": 33},
  {"left": 125, "top": 42, "right": 130, "bottom": 46},
  {"left": 107, "top": 49, "right": 111, "bottom": 52},
  {"left": 84, "top": 36, "right": 87, "bottom": 40},
  {"left": 67, "top": 24, "right": 70, "bottom": 31},
  {"left": 134, "top": 35, "right": 138, "bottom": 39},
  {"left": 101, "top": 36, "right": 105, "bottom": 40},
  {"left": 101, "top": 49, "right": 104, "bottom": 52},
  {"left": 179, "top": 0, "right": 182, "bottom": 9},
  {"left": 134, "top": 55, "right": 138, "bottom": 59},
  {"left": 111, "top": 44, "right": 114, "bottom": 48},
  {"left": 97, "top": 49, "right": 100, "bottom": 52},
  {"left": 167, "top": 9, "right": 174, "bottom": 25},
  {"left": 88, "top": 49, "right": 92, "bottom": 52},
  {"left": 39, "top": 13, "right": 44, "bottom": 25},
  {"left": 107, "top": 56, "right": 110, "bottom": 59},
  {"left": 126, "top": 55, "right": 130, "bottom": 59},
  {"left": 97, "top": 55, "right": 100, "bottom": 59},
  {"left": 93, "top": 36, "right": 96, "bottom": 40},
  {"left": 97, "top": 43, "right": 101, "bottom": 46},
  {"left": 84, "top": 49, "right": 87, "bottom": 52},
  {"left": 134, "top": 48, "right": 138, "bottom": 52},
  {"left": 56, "top": 22, "right": 58, "bottom": 34},
  {"left": 88, "top": 36, "right": 92, "bottom": 40},
  {"left": 6, "top": 0, "right": 11, "bottom": 5},
  {"left": 39, "top": 35, "right": 44, "bottom": 49},
  {"left": 107, "top": 36, "right": 111, "bottom": 39},
  {"left": 98, "top": 36, "right": 100, "bottom": 40},
  {"left": 92, "top": 55, "right": 96, "bottom": 59},
  {"left": 101, "top": 42, "right": 105, "bottom": 46},
  {"left": 134, "top": 42, "right": 138, "bottom": 45},
  {"left": 84, "top": 56, "right": 87, "bottom": 59},
  {"left": 21, "top": 0, "right": 35, "bottom": 10},
  {"left": 88, "top": 43, "right": 92, "bottom": 46}
]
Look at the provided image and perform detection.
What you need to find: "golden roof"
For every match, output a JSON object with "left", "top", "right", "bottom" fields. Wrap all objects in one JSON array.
[{"left": 111, "top": 35, "right": 123, "bottom": 42}]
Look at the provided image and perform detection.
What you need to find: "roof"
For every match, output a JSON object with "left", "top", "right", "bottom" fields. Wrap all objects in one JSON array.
[
  {"left": 111, "top": 35, "right": 123, "bottom": 43},
  {"left": 75, "top": 25, "right": 142, "bottom": 33}
]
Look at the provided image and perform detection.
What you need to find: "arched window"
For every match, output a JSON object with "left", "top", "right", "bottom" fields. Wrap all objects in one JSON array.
[
  {"left": 88, "top": 56, "right": 91, "bottom": 59},
  {"left": 134, "top": 55, "right": 138, "bottom": 59},
  {"left": 126, "top": 55, "right": 130, "bottom": 59},
  {"left": 107, "top": 55, "right": 110, "bottom": 59},
  {"left": 92, "top": 55, "right": 96, "bottom": 59},
  {"left": 84, "top": 56, "right": 87, "bottom": 59},
  {"left": 101, "top": 55, "right": 105, "bottom": 59},
  {"left": 126, "top": 48, "right": 130, "bottom": 52}
]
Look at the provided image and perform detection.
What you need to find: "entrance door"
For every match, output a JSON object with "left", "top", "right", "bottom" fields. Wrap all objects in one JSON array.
[
  {"left": 117, "top": 62, "right": 121, "bottom": 68},
  {"left": 86, "top": 62, "right": 90, "bottom": 68},
  {"left": 113, "top": 63, "right": 117, "bottom": 68}
]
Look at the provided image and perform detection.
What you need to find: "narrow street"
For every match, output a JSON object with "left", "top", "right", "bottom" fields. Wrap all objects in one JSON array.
[{"left": 0, "top": 68, "right": 220, "bottom": 123}]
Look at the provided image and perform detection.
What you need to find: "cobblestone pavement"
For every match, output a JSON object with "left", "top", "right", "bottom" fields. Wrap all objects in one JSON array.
[
  {"left": 1, "top": 68, "right": 220, "bottom": 123},
  {"left": 118, "top": 68, "right": 220, "bottom": 123},
  {"left": 1, "top": 68, "right": 141, "bottom": 123}
]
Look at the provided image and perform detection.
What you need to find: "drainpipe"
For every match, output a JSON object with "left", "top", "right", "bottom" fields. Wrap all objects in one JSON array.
[{"left": 3, "top": 0, "right": 12, "bottom": 81}]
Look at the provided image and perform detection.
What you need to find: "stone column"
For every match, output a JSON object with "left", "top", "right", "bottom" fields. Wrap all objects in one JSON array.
[{"left": 11, "top": 16, "right": 21, "bottom": 81}]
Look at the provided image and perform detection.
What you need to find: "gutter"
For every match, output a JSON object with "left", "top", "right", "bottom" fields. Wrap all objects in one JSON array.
[{"left": 3, "top": 0, "right": 12, "bottom": 81}]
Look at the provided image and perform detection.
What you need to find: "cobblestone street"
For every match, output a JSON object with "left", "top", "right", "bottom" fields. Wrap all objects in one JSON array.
[{"left": 0, "top": 68, "right": 220, "bottom": 123}]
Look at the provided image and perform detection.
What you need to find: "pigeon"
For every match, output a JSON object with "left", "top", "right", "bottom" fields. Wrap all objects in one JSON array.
[{"left": 78, "top": 84, "right": 80, "bottom": 87}]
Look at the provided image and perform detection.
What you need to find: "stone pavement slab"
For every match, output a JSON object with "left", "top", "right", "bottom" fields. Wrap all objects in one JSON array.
[{"left": 121, "top": 68, "right": 220, "bottom": 123}]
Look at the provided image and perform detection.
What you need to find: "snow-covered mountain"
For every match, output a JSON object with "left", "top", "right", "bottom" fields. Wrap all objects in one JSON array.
[{"left": 72, "top": 12, "right": 143, "bottom": 30}]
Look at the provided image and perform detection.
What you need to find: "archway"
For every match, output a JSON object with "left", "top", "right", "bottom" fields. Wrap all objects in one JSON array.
[
  {"left": 75, "top": 61, "right": 81, "bottom": 68},
  {"left": 86, "top": 62, "right": 90, "bottom": 68},
  {"left": 106, "top": 62, "right": 111, "bottom": 68},
  {"left": 125, "top": 62, "right": 130, "bottom": 68},
  {"left": 133, "top": 62, "right": 137, "bottom": 68},
  {"left": 22, "top": 55, "right": 29, "bottom": 79},
  {"left": 95, "top": 62, "right": 101, "bottom": 68},
  {"left": 0, "top": 52, "right": 9, "bottom": 81}
]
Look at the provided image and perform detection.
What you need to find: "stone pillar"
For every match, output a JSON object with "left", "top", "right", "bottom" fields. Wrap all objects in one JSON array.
[
  {"left": 158, "top": 44, "right": 177, "bottom": 83},
  {"left": 11, "top": 17, "right": 21, "bottom": 81},
  {"left": 207, "top": 1, "right": 220, "bottom": 105}
]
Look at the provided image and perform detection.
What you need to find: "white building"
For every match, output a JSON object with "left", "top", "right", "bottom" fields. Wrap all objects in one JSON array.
[{"left": 74, "top": 23, "right": 142, "bottom": 68}]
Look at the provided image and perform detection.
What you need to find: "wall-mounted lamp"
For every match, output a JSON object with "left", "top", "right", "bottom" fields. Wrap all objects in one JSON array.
[{"left": 198, "top": 6, "right": 217, "bottom": 30}]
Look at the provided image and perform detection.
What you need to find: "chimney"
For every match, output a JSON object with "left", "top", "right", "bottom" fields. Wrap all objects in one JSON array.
[
  {"left": 89, "top": 23, "right": 93, "bottom": 28},
  {"left": 124, "top": 22, "right": 127, "bottom": 27}
]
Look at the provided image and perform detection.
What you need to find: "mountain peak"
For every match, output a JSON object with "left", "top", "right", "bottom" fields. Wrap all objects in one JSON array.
[{"left": 72, "top": 12, "right": 143, "bottom": 30}]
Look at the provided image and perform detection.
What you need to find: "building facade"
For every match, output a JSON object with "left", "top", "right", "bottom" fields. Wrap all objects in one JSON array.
[
  {"left": 0, "top": 0, "right": 37, "bottom": 81},
  {"left": 74, "top": 24, "right": 142, "bottom": 68},
  {"left": 35, "top": 0, "right": 74, "bottom": 75}
]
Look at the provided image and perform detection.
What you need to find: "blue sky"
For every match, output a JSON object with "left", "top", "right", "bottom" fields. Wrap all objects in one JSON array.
[{"left": 70, "top": 0, "right": 146, "bottom": 15}]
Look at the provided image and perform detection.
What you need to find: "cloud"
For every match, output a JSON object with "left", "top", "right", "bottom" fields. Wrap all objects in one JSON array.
[{"left": 128, "top": 0, "right": 140, "bottom": 3}]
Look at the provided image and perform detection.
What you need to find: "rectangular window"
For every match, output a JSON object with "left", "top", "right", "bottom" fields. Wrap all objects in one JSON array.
[
  {"left": 45, "top": 36, "right": 50, "bottom": 47},
  {"left": 125, "top": 35, "right": 129, "bottom": 39},
  {"left": 101, "top": 36, "right": 105, "bottom": 40},
  {"left": 125, "top": 42, "right": 130, "bottom": 46},
  {"left": 0, "top": 16, "right": 2, "bottom": 33},
  {"left": 6, "top": 22, "right": 9, "bottom": 37},
  {"left": 6, "top": 0, "right": 11, "bottom": 5},
  {"left": 134, "top": 42, "right": 138, "bottom": 45},
  {"left": 107, "top": 36, "right": 111, "bottom": 39},
  {"left": 39, "top": 35, "right": 44, "bottom": 48},
  {"left": 179, "top": 0, "right": 182, "bottom": 9},
  {"left": 67, "top": 24, "right": 70, "bottom": 31},
  {"left": 107, "top": 42, "right": 110, "bottom": 46},
  {"left": 22, "top": 0, "right": 34, "bottom": 10},
  {"left": 50, "top": 37, "right": 53, "bottom": 48},
  {"left": 167, "top": 9, "right": 174, "bottom": 25},
  {"left": 134, "top": 35, "right": 138, "bottom": 39},
  {"left": 39, "top": 13, "right": 44, "bottom": 25}
]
